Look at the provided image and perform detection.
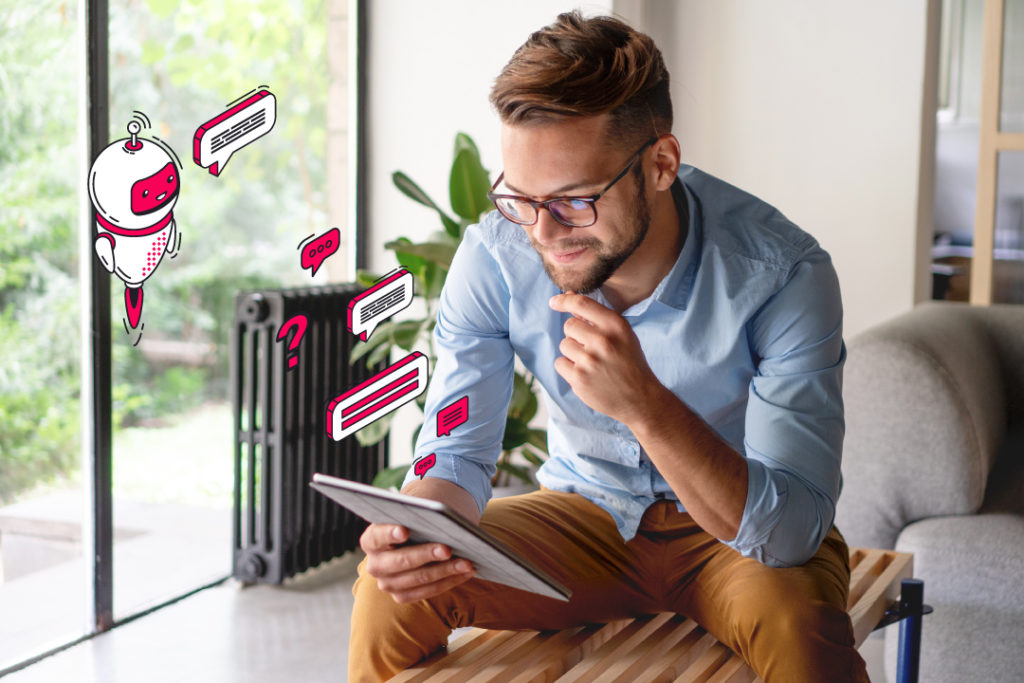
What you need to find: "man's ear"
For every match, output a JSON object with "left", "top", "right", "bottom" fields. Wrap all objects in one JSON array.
[{"left": 651, "top": 134, "right": 681, "bottom": 191}]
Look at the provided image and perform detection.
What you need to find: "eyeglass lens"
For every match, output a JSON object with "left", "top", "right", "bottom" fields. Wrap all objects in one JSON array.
[{"left": 494, "top": 196, "right": 595, "bottom": 227}]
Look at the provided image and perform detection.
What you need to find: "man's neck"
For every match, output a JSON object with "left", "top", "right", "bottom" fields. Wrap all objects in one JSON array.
[{"left": 601, "top": 185, "right": 685, "bottom": 313}]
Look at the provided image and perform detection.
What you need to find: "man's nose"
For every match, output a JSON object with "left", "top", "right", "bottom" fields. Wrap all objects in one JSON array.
[{"left": 531, "top": 206, "right": 574, "bottom": 246}]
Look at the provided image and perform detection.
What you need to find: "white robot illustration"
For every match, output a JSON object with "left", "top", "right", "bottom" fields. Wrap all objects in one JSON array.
[{"left": 88, "top": 119, "right": 181, "bottom": 330}]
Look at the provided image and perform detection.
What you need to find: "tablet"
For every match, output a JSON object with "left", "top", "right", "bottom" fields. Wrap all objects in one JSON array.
[{"left": 309, "top": 473, "right": 571, "bottom": 602}]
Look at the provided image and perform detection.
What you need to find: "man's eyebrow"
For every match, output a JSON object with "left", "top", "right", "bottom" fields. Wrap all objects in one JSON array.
[{"left": 502, "top": 177, "right": 600, "bottom": 197}]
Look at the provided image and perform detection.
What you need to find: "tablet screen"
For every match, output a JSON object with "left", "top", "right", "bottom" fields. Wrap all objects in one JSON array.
[{"left": 310, "top": 473, "right": 571, "bottom": 602}]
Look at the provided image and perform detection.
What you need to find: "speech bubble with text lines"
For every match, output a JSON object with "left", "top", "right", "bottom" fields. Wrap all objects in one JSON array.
[
  {"left": 347, "top": 269, "right": 414, "bottom": 341},
  {"left": 193, "top": 89, "right": 276, "bottom": 177},
  {"left": 437, "top": 396, "right": 469, "bottom": 437},
  {"left": 326, "top": 352, "right": 428, "bottom": 442}
]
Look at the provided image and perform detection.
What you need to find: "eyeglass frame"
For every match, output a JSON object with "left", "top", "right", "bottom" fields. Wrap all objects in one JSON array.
[{"left": 486, "top": 136, "right": 659, "bottom": 228}]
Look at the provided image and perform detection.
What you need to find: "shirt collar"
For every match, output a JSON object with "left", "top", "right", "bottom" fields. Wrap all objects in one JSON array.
[{"left": 610, "top": 174, "right": 700, "bottom": 316}]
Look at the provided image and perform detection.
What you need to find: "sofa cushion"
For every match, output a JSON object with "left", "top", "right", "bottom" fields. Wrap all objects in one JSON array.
[
  {"left": 838, "top": 302, "right": 1008, "bottom": 549},
  {"left": 889, "top": 510, "right": 1024, "bottom": 683}
]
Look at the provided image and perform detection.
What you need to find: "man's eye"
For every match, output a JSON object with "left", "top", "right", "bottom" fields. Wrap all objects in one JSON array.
[{"left": 563, "top": 199, "right": 589, "bottom": 211}]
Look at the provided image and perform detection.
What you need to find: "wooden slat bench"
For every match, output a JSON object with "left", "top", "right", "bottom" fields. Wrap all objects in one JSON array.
[{"left": 391, "top": 548, "right": 913, "bottom": 683}]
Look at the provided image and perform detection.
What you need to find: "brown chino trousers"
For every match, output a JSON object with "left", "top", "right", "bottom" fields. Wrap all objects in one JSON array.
[{"left": 348, "top": 488, "right": 869, "bottom": 682}]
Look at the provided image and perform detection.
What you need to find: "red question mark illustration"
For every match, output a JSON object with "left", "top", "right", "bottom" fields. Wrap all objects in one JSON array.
[{"left": 276, "top": 314, "right": 308, "bottom": 370}]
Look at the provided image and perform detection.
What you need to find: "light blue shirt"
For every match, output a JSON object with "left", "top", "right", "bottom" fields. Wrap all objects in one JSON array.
[{"left": 403, "top": 164, "right": 845, "bottom": 568}]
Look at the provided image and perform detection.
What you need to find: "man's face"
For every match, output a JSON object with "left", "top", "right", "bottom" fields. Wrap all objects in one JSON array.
[{"left": 499, "top": 116, "right": 652, "bottom": 294}]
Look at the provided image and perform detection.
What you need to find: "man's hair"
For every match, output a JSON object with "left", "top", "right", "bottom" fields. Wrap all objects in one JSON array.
[{"left": 489, "top": 11, "right": 672, "bottom": 150}]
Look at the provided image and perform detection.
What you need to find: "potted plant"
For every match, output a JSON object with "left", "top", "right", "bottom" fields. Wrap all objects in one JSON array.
[{"left": 352, "top": 133, "right": 548, "bottom": 491}]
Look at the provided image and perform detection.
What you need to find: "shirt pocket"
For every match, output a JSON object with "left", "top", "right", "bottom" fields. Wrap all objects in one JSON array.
[{"left": 549, "top": 420, "right": 641, "bottom": 468}]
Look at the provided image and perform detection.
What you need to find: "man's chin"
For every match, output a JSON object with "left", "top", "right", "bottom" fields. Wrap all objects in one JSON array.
[{"left": 542, "top": 261, "right": 601, "bottom": 294}]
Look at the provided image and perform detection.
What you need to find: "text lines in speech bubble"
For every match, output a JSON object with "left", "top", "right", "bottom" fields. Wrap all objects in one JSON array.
[
  {"left": 437, "top": 395, "right": 469, "bottom": 437},
  {"left": 193, "top": 88, "right": 276, "bottom": 176},
  {"left": 347, "top": 268, "right": 414, "bottom": 341}
]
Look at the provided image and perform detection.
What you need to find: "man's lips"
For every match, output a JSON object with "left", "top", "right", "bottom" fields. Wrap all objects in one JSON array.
[{"left": 549, "top": 247, "right": 588, "bottom": 264}]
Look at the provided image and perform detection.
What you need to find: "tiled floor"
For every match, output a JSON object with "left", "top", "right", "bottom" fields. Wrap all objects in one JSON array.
[{"left": 3, "top": 550, "right": 888, "bottom": 682}]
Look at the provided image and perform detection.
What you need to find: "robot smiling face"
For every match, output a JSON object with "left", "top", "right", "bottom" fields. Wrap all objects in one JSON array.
[
  {"left": 88, "top": 121, "right": 182, "bottom": 329},
  {"left": 88, "top": 130, "right": 179, "bottom": 233}
]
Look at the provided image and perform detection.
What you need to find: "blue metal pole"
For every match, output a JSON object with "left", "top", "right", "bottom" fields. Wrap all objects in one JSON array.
[{"left": 896, "top": 579, "right": 924, "bottom": 683}]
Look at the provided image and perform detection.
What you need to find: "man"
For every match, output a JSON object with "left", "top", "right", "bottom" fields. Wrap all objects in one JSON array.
[{"left": 350, "top": 11, "right": 867, "bottom": 682}]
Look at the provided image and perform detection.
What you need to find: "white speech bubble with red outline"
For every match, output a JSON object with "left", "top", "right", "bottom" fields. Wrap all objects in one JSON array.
[
  {"left": 326, "top": 351, "right": 428, "bottom": 442},
  {"left": 193, "top": 89, "right": 276, "bottom": 176},
  {"left": 347, "top": 269, "right": 414, "bottom": 341}
]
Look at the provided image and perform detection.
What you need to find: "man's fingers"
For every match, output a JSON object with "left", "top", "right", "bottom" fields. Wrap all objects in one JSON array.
[
  {"left": 377, "top": 557, "right": 473, "bottom": 594},
  {"left": 359, "top": 523, "right": 407, "bottom": 552},
  {"left": 387, "top": 565, "right": 477, "bottom": 604},
  {"left": 549, "top": 292, "right": 617, "bottom": 326}
]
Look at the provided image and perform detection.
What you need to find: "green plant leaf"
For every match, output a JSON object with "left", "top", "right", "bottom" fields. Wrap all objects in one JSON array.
[
  {"left": 453, "top": 132, "right": 481, "bottom": 159},
  {"left": 520, "top": 444, "right": 546, "bottom": 468},
  {"left": 372, "top": 465, "right": 410, "bottom": 490},
  {"left": 390, "top": 319, "right": 422, "bottom": 351},
  {"left": 384, "top": 240, "right": 457, "bottom": 269},
  {"left": 356, "top": 269, "right": 382, "bottom": 289},
  {"left": 508, "top": 372, "right": 538, "bottom": 422},
  {"left": 449, "top": 148, "right": 492, "bottom": 222},
  {"left": 501, "top": 416, "right": 531, "bottom": 451},
  {"left": 526, "top": 428, "right": 549, "bottom": 454},
  {"left": 387, "top": 237, "right": 427, "bottom": 275},
  {"left": 393, "top": 171, "right": 460, "bottom": 235},
  {"left": 349, "top": 320, "right": 400, "bottom": 364},
  {"left": 420, "top": 261, "right": 446, "bottom": 301},
  {"left": 365, "top": 340, "right": 394, "bottom": 368},
  {"left": 495, "top": 460, "right": 534, "bottom": 485},
  {"left": 356, "top": 412, "right": 395, "bottom": 446},
  {"left": 440, "top": 213, "right": 461, "bottom": 239},
  {"left": 410, "top": 422, "right": 423, "bottom": 452},
  {"left": 392, "top": 171, "right": 442, "bottom": 212}
]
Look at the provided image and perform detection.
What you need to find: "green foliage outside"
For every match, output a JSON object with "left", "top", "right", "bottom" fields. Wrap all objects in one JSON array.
[
  {"left": 354, "top": 134, "right": 549, "bottom": 490},
  {"left": 0, "top": 0, "right": 330, "bottom": 502},
  {"left": 0, "top": 2, "right": 83, "bottom": 502}
]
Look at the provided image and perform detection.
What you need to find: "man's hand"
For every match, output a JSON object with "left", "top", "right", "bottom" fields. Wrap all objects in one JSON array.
[
  {"left": 359, "top": 524, "right": 475, "bottom": 604},
  {"left": 549, "top": 292, "right": 668, "bottom": 426},
  {"left": 359, "top": 478, "right": 479, "bottom": 604}
]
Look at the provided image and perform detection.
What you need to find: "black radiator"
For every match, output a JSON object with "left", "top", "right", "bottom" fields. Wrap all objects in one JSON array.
[{"left": 231, "top": 285, "right": 388, "bottom": 584}]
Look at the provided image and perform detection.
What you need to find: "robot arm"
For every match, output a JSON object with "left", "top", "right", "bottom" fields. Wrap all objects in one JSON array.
[
  {"left": 165, "top": 218, "right": 180, "bottom": 257},
  {"left": 94, "top": 233, "right": 115, "bottom": 273}
]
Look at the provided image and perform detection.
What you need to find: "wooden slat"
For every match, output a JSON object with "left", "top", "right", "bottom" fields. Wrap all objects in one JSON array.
[
  {"left": 503, "top": 621, "right": 631, "bottom": 683},
  {"left": 649, "top": 629, "right": 721, "bottom": 681},
  {"left": 674, "top": 642, "right": 736, "bottom": 683},
  {"left": 847, "top": 551, "right": 913, "bottom": 645},
  {"left": 557, "top": 612, "right": 676, "bottom": 683},
  {"left": 397, "top": 548, "right": 913, "bottom": 682},
  {"left": 971, "top": 0, "right": 1006, "bottom": 304}
]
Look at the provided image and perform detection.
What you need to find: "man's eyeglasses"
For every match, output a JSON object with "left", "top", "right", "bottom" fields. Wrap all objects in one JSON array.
[{"left": 487, "top": 137, "right": 658, "bottom": 228}]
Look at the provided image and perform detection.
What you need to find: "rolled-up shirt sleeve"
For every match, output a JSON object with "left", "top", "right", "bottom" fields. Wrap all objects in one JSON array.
[
  {"left": 727, "top": 251, "right": 846, "bottom": 567},
  {"left": 400, "top": 224, "right": 514, "bottom": 514}
]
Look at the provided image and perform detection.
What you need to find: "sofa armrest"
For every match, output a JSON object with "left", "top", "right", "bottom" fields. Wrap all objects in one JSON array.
[{"left": 835, "top": 302, "right": 1008, "bottom": 549}]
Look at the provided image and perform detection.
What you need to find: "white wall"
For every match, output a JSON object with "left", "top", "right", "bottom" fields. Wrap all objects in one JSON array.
[
  {"left": 365, "top": 1, "right": 614, "bottom": 465},
  {"left": 645, "top": 0, "right": 938, "bottom": 337},
  {"left": 365, "top": 1, "right": 938, "bottom": 463}
]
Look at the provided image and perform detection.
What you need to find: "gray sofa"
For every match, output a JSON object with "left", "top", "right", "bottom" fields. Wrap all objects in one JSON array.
[{"left": 836, "top": 301, "right": 1024, "bottom": 683}]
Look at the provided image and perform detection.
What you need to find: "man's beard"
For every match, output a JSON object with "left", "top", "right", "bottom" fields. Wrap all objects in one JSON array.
[{"left": 533, "top": 170, "right": 651, "bottom": 294}]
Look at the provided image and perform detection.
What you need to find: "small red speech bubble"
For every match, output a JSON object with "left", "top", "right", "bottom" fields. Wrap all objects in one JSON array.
[
  {"left": 414, "top": 453, "right": 436, "bottom": 479},
  {"left": 300, "top": 227, "right": 340, "bottom": 277},
  {"left": 437, "top": 396, "right": 469, "bottom": 437}
]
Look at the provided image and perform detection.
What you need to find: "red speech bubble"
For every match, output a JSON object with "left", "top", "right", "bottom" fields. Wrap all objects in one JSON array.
[
  {"left": 300, "top": 227, "right": 340, "bottom": 277},
  {"left": 413, "top": 453, "right": 436, "bottom": 479},
  {"left": 437, "top": 395, "right": 469, "bottom": 437}
]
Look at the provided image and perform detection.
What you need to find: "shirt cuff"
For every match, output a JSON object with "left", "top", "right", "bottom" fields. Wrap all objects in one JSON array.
[{"left": 400, "top": 450, "right": 494, "bottom": 515}]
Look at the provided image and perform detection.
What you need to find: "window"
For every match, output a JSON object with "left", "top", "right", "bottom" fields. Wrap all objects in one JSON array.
[{"left": 0, "top": 0, "right": 359, "bottom": 672}]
